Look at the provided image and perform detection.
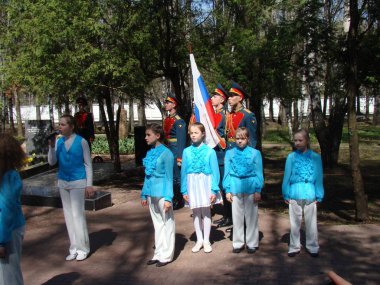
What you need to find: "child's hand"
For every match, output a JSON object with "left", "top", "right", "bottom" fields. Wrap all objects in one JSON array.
[
  {"left": 183, "top": 195, "right": 189, "bottom": 203},
  {"left": 0, "top": 247, "right": 6, "bottom": 258},
  {"left": 85, "top": 186, "right": 95, "bottom": 198},
  {"left": 163, "top": 201, "right": 172, "bottom": 212},
  {"left": 210, "top": 194, "right": 216, "bottom": 204},
  {"left": 254, "top": 192, "right": 261, "bottom": 202},
  {"left": 48, "top": 139, "right": 56, "bottom": 148},
  {"left": 226, "top": 193, "right": 233, "bottom": 203},
  {"left": 141, "top": 200, "right": 148, "bottom": 206}
]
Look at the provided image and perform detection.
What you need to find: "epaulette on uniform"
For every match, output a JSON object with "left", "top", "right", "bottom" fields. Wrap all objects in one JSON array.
[
  {"left": 244, "top": 109, "right": 252, "bottom": 114},
  {"left": 175, "top": 115, "right": 181, "bottom": 120}
]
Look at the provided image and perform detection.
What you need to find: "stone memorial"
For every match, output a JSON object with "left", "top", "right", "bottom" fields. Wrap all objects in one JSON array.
[{"left": 24, "top": 119, "right": 53, "bottom": 155}]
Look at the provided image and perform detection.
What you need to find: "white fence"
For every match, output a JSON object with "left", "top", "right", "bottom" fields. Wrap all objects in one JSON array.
[{"left": 12, "top": 97, "right": 374, "bottom": 123}]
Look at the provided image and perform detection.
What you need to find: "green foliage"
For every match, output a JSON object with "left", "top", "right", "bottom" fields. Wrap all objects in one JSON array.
[{"left": 92, "top": 136, "right": 134, "bottom": 155}]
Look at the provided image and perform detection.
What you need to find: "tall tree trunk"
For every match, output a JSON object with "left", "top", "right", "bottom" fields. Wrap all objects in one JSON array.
[
  {"left": 347, "top": 0, "right": 368, "bottom": 221},
  {"left": 277, "top": 103, "right": 286, "bottom": 126},
  {"left": 48, "top": 95, "right": 54, "bottom": 127},
  {"left": 268, "top": 96, "right": 275, "bottom": 122},
  {"left": 356, "top": 94, "right": 361, "bottom": 114},
  {"left": 365, "top": 90, "right": 370, "bottom": 120},
  {"left": 98, "top": 95, "right": 112, "bottom": 157},
  {"left": 283, "top": 100, "right": 293, "bottom": 143},
  {"left": 104, "top": 88, "right": 121, "bottom": 172},
  {"left": 8, "top": 95, "right": 15, "bottom": 133},
  {"left": 299, "top": 99, "right": 305, "bottom": 128},
  {"left": 36, "top": 105, "right": 41, "bottom": 120},
  {"left": 128, "top": 98, "right": 134, "bottom": 134},
  {"left": 373, "top": 89, "right": 380, "bottom": 125},
  {"left": 293, "top": 100, "right": 299, "bottom": 131},
  {"left": 137, "top": 95, "right": 147, "bottom": 126},
  {"left": 13, "top": 88, "right": 23, "bottom": 137}
]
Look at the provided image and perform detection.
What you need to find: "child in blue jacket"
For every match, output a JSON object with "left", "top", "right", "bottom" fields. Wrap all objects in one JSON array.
[
  {"left": 141, "top": 124, "right": 175, "bottom": 267},
  {"left": 181, "top": 122, "right": 220, "bottom": 254},
  {"left": 223, "top": 127, "right": 264, "bottom": 253},
  {"left": 0, "top": 134, "right": 26, "bottom": 285},
  {"left": 282, "top": 129, "right": 324, "bottom": 257}
]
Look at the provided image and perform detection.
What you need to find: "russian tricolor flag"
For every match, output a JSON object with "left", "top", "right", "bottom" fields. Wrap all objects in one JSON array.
[{"left": 190, "top": 54, "right": 220, "bottom": 148}]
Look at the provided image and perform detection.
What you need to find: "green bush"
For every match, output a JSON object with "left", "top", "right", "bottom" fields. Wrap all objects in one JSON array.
[{"left": 92, "top": 136, "right": 135, "bottom": 154}]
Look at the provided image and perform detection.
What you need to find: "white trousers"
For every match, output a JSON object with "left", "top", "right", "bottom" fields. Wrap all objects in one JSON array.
[
  {"left": 192, "top": 207, "right": 212, "bottom": 244},
  {"left": 288, "top": 200, "right": 319, "bottom": 254},
  {"left": 60, "top": 188, "right": 90, "bottom": 255},
  {"left": 148, "top": 197, "right": 175, "bottom": 263},
  {"left": 232, "top": 193, "right": 259, "bottom": 249},
  {"left": 0, "top": 226, "right": 25, "bottom": 285}
]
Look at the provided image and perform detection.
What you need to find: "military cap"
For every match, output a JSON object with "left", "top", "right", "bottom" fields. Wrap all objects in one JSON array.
[
  {"left": 213, "top": 83, "right": 228, "bottom": 101},
  {"left": 228, "top": 81, "right": 247, "bottom": 99},
  {"left": 164, "top": 92, "right": 180, "bottom": 106}
]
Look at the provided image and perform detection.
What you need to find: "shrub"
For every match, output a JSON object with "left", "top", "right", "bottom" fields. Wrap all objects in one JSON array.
[{"left": 92, "top": 136, "right": 135, "bottom": 154}]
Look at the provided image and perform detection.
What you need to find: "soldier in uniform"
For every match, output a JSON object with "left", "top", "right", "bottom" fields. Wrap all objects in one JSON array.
[
  {"left": 74, "top": 97, "right": 95, "bottom": 151},
  {"left": 210, "top": 83, "right": 233, "bottom": 228},
  {"left": 226, "top": 82, "right": 257, "bottom": 149},
  {"left": 163, "top": 93, "right": 187, "bottom": 210}
]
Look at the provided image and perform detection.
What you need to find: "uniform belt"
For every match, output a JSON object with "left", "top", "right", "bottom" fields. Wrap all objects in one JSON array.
[
  {"left": 167, "top": 138, "right": 177, "bottom": 142},
  {"left": 227, "top": 138, "right": 236, "bottom": 142}
]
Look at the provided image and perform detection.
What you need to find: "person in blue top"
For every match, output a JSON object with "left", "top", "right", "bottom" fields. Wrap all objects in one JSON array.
[
  {"left": 223, "top": 127, "right": 264, "bottom": 254},
  {"left": 282, "top": 129, "right": 324, "bottom": 258},
  {"left": 141, "top": 123, "right": 175, "bottom": 267},
  {"left": 181, "top": 122, "right": 221, "bottom": 254},
  {"left": 48, "top": 115, "right": 94, "bottom": 262},
  {"left": 0, "top": 134, "right": 26, "bottom": 285}
]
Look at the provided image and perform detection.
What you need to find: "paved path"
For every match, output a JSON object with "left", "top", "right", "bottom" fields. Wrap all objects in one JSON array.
[{"left": 21, "top": 187, "right": 380, "bottom": 285}]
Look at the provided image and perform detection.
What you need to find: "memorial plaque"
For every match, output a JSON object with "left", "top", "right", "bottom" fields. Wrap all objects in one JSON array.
[{"left": 25, "top": 120, "right": 53, "bottom": 154}]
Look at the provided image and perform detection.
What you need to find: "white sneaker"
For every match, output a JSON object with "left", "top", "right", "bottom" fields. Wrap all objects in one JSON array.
[
  {"left": 76, "top": 252, "right": 88, "bottom": 261},
  {"left": 203, "top": 241, "right": 212, "bottom": 253},
  {"left": 192, "top": 242, "right": 203, "bottom": 253},
  {"left": 65, "top": 253, "right": 77, "bottom": 261}
]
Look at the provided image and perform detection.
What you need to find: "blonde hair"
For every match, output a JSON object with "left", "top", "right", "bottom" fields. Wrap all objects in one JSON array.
[
  {"left": 189, "top": 122, "right": 205, "bottom": 134},
  {"left": 294, "top": 128, "right": 311, "bottom": 148},
  {"left": 235, "top": 127, "right": 249, "bottom": 139}
]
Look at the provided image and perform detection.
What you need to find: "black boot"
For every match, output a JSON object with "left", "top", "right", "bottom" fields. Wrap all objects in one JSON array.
[{"left": 217, "top": 217, "right": 232, "bottom": 228}]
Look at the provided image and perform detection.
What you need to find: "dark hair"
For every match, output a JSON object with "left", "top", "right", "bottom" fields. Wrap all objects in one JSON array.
[
  {"left": 76, "top": 97, "right": 88, "bottom": 106},
  {"left": 0, "top": 133, "right": 26, "bottom": 183},
  {"left": 294, "top": 128, "right": 311, "bottom": 148},
  {"left": 60, "top": 114, "right": 77, "bottom": 133},
  {"left": 189, "top": 122, "right": 205, "bottom": 134},
  {"left": 146, "top": 123, "right": 165, "bottom": 142},
  {"left": 236, "top": 127, "right": 249, "bottom": 139}
]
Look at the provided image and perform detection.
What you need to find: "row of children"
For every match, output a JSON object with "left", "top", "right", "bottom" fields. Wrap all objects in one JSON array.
[{"left": 141, "top": 122, "right": 324, "bottom": 267}]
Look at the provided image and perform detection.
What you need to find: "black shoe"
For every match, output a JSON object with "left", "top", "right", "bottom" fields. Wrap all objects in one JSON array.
[
  {"left": 213, "top": 217, "right": 225, "bottom": 225},
  {"left": 156, "top": 261, "right": 170, "bottom": 267},
  {"left": 232, "top": 247, "right": 243, "bottom": 254},
  {"left": 309, "top": 252, "right": 319, "bottom": 258},
  {"left": 287, "top": 251, "right": 300, "bottom": 257},
  {"left": 146, "top": 259, "right": 158, "bottom": 265},
  {"left": 225, "top": 227, "right": 233, "bottom": 233},
  {"left": 173, "top": 199, "right": 183, "bottom": 210},
  {"left": 247, "top": 247, "right": 256, "bottom": 254},
  {"left": 217, "top": 218, "right": 232, "bottom": 228}
]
